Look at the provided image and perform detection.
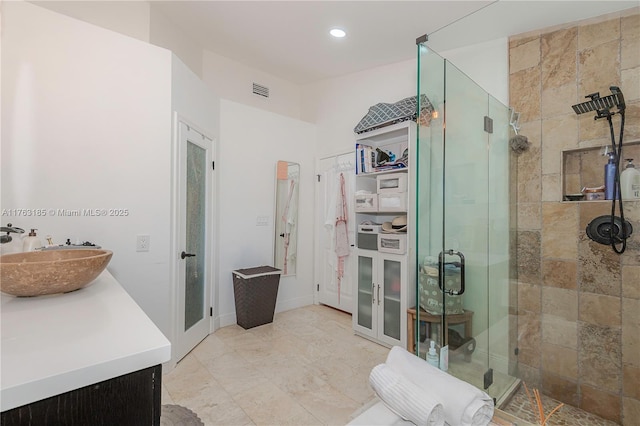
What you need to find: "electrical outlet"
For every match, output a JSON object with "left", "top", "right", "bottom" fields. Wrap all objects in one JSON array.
[{"left": 136, "top": 235, "right": 150, "bottom": 252}]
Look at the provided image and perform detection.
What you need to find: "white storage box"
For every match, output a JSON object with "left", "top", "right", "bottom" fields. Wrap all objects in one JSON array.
[
  {"left": 378, "top": 192, "right": 407, "bottom": 211},
  {"left": 357, "top": 223, "right": 382, "bottom": 250},
  {"left": 355, "top": 194, "right": 378, "bottom": 212},
  {"left": 378, "top": 233, "right": 407, "bottom": 255},
  {"left": 377, "top": 173, "right": 408, "bottom": 194},
  {"left": 358, "top": 224, "right": 383, "bottom": 234}
]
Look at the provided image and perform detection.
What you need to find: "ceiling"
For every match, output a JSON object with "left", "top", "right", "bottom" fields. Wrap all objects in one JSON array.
[
  {"left": 151, "top": 0, "right": 638, "bottom": 84},
  {"left": 37, "top": 1, "right": 638, "bottom": 85},
  {"left": 152, "top": 1, "right": 638, "bottom": 84}
]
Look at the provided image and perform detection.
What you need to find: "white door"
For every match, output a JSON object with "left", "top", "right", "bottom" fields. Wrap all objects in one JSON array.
[
  {"left": 315, "top": 152, "right": 355, "bottom": 312},
  {"left": 175, "top": 120, "right": 214, "bottom": 362}
]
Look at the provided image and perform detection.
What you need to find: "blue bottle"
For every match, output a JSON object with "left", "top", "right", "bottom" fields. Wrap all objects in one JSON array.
[{"left": 605, "top": 152, "right": 617, "bottom": 200}]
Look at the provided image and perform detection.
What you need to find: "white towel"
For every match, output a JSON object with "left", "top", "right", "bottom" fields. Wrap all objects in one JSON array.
[
  {"left": 386, "top": 346, "right": 494, "bottom": 426},
  {"left": 369, "top": 363, "right": 445, "bottom": 426}
]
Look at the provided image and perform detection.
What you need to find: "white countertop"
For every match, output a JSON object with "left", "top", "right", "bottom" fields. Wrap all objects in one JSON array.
[{"left": 1, "top": 270, "right": 171, "bottom": 412}]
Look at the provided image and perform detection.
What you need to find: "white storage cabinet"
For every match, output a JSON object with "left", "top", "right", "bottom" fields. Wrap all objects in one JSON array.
[{"left": 352, "top": 121, "right": 416, "bottom": 349}]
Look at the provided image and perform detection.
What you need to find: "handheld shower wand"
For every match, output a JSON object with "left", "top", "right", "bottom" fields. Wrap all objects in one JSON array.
[{"left": 572, "top": 86, "right": 630, "bottom": 254}]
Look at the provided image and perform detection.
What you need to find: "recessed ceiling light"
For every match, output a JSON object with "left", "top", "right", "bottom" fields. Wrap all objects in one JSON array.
[{"left": 330, "top": 28, "right": 346, "bottom": 38}]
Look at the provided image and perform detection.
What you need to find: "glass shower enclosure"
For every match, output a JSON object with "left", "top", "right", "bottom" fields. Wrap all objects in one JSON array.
[{"left": 415, "top": 41, "right": 519, "bottom": 405}]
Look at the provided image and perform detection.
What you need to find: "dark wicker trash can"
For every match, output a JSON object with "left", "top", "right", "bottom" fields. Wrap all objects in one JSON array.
[{"left": 232, "top": 266, "right": 282, "bottom": 329}]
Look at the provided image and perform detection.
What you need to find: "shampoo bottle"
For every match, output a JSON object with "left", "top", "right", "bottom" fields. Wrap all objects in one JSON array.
[
  {"left": 605, "top": 152, "right": 617, "bottom": 200},
  {"left": 620, "top": 158, "right": 640, "bottom": 200},
  {"left": 22, "top": 229, "right": 42, "bottom": 252},
  {"left": 426, "top": 340, "right": 439, "bottom": 368}
]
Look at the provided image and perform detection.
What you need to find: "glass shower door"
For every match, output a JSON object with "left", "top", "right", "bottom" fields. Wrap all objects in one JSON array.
[{"left": 416, "top": 42, "right": 517, "bottom": 404}]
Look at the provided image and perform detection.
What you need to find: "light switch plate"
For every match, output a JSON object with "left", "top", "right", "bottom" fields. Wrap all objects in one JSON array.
[{"left": 136, "top": 235, "right": 150, "bottom": 252}]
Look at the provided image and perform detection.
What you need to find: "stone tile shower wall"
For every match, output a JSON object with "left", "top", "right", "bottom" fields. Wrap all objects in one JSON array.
[{"left": 509, "top": 10, "right": 639, "bottom": 424}]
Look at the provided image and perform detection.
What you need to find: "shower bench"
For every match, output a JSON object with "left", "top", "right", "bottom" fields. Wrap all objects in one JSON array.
[{"left": 406, "top": 306, "right": 474, "bottom": 355}]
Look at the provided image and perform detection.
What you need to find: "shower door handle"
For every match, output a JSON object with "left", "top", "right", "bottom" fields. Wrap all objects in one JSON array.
[{"left": 438, "top": 250, "right": 466, "bottom": 296}]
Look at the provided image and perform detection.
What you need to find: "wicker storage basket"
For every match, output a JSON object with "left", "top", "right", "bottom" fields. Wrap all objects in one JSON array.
[{"left": 232, "top": 266, "right": 281, "bottom": 329}]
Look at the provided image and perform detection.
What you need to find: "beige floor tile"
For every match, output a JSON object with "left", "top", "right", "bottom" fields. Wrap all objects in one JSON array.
[
  {"left": 291, "top": 381, "right": 361, "bottom": 425},
  {"left": 162, "top": 304, "right": 612, "bottom": 426},
  {"left": 233, "top": 380, "right": 321, "bottom": 426}
]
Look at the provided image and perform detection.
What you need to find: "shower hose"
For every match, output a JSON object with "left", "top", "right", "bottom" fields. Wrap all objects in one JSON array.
[{"left": 606, "top": 110, "right": 628, "bottom": 254}]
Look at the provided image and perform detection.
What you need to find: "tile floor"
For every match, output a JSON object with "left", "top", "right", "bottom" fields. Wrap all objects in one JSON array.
[
  {"left": 162, "top": 304, "right": 618, "bottom": 426},
  {"left": 162, "top": 304, "right": 387, "bottom": 425}
]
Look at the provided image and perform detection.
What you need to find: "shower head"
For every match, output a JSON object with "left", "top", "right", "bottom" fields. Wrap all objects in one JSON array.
[{"left": 572, "top": 86, "right": 625, "bottom": 119}]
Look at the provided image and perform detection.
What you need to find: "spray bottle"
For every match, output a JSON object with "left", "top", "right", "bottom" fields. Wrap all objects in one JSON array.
[{"left": 604, "top": 152, "right": 617, "bottom": 200}]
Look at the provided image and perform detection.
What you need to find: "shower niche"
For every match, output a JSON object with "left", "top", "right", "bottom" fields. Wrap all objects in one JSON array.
[{"left": 562, "top": 140, "right": 640, "bottom": 201}]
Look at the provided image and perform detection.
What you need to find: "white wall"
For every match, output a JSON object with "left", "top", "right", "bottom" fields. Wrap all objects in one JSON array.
[
  {"left": 203, "top": 50, "right": 304, "bottom": 121},
  {"left": 1, "top": 1, "right": 174, "bottom": 337},
  {"left": 28, "top": 1, "right": 206, "bottom": 80},
  {"left": 440, "top": 38, "right": 509, "bottom": 107},
  {"left": 301, "top": 59, "right": 417, "bottom": 158},
  {"left": 217, "top": 99, "right": 316, "bottom": 327},
  {"left": 151, "top": 5, "right": 204, "bottom": 79},
  {"left": 30, "top": 0, "right": 151, "bottom": 43},
  {"left": 301, "top": 39, "right": 509, "bottom": 158}
]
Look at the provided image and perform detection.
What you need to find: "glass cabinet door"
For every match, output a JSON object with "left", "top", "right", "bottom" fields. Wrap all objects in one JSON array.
[
  {"left": 380, "top": 257, "right": 404, "bottom": 340},
  {"left": 357, "top": 254, "right": 374, "bottom": 330}
]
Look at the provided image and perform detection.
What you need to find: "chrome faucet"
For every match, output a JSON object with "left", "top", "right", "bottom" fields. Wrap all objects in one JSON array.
[{"left": 1, "top": 223, "right": 25, "bottom": 244}]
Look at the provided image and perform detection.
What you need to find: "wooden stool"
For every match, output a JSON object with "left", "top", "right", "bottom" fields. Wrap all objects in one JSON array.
[{"left": 406, "top": 306, "right": 474, "bottom": 354}]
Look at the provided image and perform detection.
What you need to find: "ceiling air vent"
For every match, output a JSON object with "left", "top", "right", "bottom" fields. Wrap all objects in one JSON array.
[{"left": 252, "top": 83, "right": 269, "bottom": 98}]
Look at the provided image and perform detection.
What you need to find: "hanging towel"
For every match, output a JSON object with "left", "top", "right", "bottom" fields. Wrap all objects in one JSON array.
[
  {"left": 385, "top": 346, "right": 494, "bottom": 426},
  {"left": 369, "top": 363, "right": 445, "bottom": 426},
  {"left": 334, "top": 173, "right": 350, "bottom": 303}
]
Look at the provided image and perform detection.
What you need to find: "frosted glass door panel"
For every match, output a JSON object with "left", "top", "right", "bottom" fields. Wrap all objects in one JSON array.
[
  {"left": 382, "top": 258, "right": 401, "bottom": 341},
  {"left": 357, "top": 255, "right": 373, "bottom": 329},
  {"left": 185, "top": 141, "right": 206, "bottom": 331}
]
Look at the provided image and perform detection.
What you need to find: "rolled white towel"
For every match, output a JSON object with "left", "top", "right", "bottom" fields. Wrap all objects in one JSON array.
[
  {"left": 369, "top": 363, "right": 445, "bottom": 426},
  {"left": 386, "top": 346, "right": 494, "bottom": 426}
]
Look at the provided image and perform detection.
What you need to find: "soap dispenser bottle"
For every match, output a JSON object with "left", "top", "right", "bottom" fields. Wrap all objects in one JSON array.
[
  {"left": 426, "top": 340, "right": 439, "bottom": 368},
  {"left": 23, "top": 229, "right": 42, "bottom": 252},
  {"left": 620, "top": 158, "right": 640, "bottom": 200},
  {"left": 605, "top": 152, "right": 617, "bottom": 200}
]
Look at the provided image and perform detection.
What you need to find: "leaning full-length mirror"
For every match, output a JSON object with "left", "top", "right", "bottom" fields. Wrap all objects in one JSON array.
[{"left": 274, "top": 161, "right": 300, "bottom": 276}]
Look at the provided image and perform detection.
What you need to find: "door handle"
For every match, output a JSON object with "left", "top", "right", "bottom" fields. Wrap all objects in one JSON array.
[
  {"left": 372, "top": 283, "right": 375, "bottom": 304},
  {"left": 181, "top": 251, "right": 196, "bottom": 259},
  {"left": 438, "top": 249, "right": 466, "bottom": 295},
  {"left": 377, "top": 284, "right": 381, "bottom": 306}
]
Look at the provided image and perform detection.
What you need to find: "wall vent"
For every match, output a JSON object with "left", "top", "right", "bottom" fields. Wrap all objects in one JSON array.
[{"left": 252, "top": 83, "right": 269, "bottom": 98}]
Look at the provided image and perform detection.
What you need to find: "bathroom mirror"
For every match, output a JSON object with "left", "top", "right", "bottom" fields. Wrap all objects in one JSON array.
[{"left": 274, "top": 161, "right": 300, "bottom": 276}]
